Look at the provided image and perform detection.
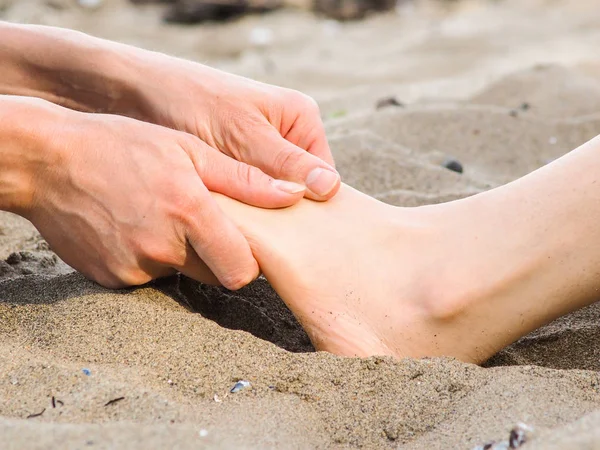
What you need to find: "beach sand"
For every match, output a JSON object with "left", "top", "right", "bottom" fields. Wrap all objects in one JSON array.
[{"left": 1, "top": 0, "right": 600, "bottom": 448}]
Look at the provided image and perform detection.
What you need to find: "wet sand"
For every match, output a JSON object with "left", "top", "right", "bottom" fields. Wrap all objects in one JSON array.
[{"left": 1, "top": 0, "right": 600, "bottom": 448}]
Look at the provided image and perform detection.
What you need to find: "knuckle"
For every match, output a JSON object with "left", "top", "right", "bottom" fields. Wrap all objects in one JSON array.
[
  {"left": 178, "top": 133, "right": 210, "bottom": 167},
  {"left": 177, "top": 130, "right": 202, "bottom": 150},
  {"left": 286, "top": 89, "right": 320, "bottom": 113},
  {"left": 273, "top": 147, "right": 306, "bottom": 177},
  {"left": 171, "top": 190, "right": 203, "bottom": 221},
  {"left": 181, "top": 196, "right": 214, "bottom": 232},
  {"left": 303, "top": 95, "right": 321, "bottom": 113},
  {"left": 236, "top": 163, "right": 253, "bottom": 185},
  {"left": 133, "top": 229, "right": 173, "bottom": 258},
  {"left": 143, "top": 244, "right": 181, "bottom": 267},
  {"left": 236, "top": 163, "right": 263, "bottom": 186},
  {"left": 182, "top": 206, "right": 223, "bottom": 251}
]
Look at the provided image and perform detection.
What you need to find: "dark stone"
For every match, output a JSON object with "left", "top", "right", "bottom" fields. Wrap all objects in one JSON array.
[
  {"left": 442, "top": 158, "right": 463, "bottom": 174},
  {"left": 163, "top": 0, "right": 280, "bottom": 24},
  {"left": 509, "top": 423, "right": 533, "bottom": 449},
  {"left": 375, "top": 96, "right": 405, "bottom": 110},
  {"left": 5, "top": 251, "right": 36, "bottom": 264},
  {"left": 5, "top": 252, "right": 22, "bottom": 265}
]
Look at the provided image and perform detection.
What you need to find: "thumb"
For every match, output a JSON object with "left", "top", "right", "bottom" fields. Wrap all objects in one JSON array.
[
  {"left": 245, "top": 128, "right": 341, "bottom": 201},
  {"left": 185, "top": 137, "right": 307, "bottom": 208}
]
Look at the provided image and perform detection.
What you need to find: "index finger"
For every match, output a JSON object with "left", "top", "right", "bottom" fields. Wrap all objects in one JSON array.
[{"left": 183, "top": 188, "right": 259, "bottom": 290}]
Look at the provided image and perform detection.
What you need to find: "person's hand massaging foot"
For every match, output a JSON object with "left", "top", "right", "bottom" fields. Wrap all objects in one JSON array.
[
  {"left": 1, "top": 96, "right": 272, "bottom": 289},
  {"left": 134, "top": 56, "right": 340, "bottom": 202},
  {"left": 0, "top": 22, "right": 340, "bottom": 289},
  {"left": 0, "top": 22, "right": 340, "bottom": 202},
  {"left": 211, "top": 135, "right": 600, "bottom": 363}
]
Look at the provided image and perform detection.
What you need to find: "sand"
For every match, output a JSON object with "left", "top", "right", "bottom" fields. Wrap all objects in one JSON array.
[{"left": 1, "top": 0, "right": 600, "bottom": 448}]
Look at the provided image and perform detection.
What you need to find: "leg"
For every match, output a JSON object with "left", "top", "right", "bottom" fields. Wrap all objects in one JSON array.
[{"left": 212, "top": 135, "right": 600, "bottom": 364}]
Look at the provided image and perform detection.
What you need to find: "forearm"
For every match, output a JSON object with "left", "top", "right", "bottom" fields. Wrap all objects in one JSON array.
[{"left": 0, "top": 22, "right": 147, "bottom": 117}]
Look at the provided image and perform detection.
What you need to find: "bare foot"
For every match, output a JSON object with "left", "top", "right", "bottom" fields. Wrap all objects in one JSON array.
[
  {"left": 213, "top": 185, "right": 469, "bottom": 360},
  {"left": 213, "top": 142, "right": 600, "bottom": 364}
]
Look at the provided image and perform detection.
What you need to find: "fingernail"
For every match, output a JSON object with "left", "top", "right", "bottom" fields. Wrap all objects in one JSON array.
[
  {"left": 305, "top": 168, "right": 340, "bottom": 197},
  {"left": 271, "top": 179, "right": 306, "bottom": 194}
]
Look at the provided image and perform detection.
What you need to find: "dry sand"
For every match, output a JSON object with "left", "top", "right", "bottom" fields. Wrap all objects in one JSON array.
[{"left": 1, "top": 0, "right": 600, "bottom": 448}]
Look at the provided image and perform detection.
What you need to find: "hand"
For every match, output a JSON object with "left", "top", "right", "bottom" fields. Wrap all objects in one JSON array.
[
  {"left": 21, "top": 100, "right": 274, "bottom": 289},
  {"left": 0, "top": 24, "right": 340, "bottom": 204},
  {"left": 131, "top": 55, "right": 341, "bottom": 201}
]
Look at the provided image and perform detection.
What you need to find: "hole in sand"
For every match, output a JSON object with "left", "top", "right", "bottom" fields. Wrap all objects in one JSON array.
[{"left": 172, "top": 275, "right": 315, "bottom": 353}]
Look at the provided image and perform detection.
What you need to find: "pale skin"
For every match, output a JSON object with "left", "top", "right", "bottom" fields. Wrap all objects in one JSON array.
[
  {"left": 211, "top": 135, "right": 600, "bottom": 364},
  {"left": 0, "top": 22, "right": 340, "bottom": 289}
]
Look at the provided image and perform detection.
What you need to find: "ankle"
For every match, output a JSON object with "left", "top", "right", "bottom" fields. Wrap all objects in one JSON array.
[
  {"left": 400, "top": 196, "right": 539, "bottom": 362},
  {"left": 397, "top": 203, "right": 486, "bottom": 323}
]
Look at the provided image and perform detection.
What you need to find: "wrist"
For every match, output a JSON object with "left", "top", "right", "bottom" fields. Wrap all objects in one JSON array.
[{"left": 117, "top": 49, "right": 220, "bottom": 127}]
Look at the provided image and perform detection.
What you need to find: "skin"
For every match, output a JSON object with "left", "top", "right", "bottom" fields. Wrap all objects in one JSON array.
[
  {"left": 0, "top": 22, "right": 340, "bottom": 289},
  {"left": 211, "top": 135, "right": 600, "bottom": 363},
  {"left": 1, "top": 96, "right": 252, "bottom": 288}
]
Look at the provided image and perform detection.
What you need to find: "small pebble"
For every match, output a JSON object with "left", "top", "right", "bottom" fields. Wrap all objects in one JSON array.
[
  {"left": 230, "top": 380, "right": 251, "bottom": 393},
  {"left": 509, "top": 423, "right": 534, "bottom": 449},
  {"left": 473, "top": 423, "right": 534, "bottom": 450},
  {"left": 213, "top": 394, "right": 222, "bottom": 403},
  {"left": 82, "top": 368, "right": 91, "bottom": 376},
  {"left": 509, "top": 109, "right": 518, "bottom": 117},
  {"left": 199, "top": 429, "right": 209, "bottom": 438},
  {"left": 167, "top": 379, "right": 173, "bottom": 385},
  {"left": 442, "top": 158, "right": 464, "bottom": 174},
  {"left": 376, "top": 96, "right": 404, "bottom": 109},
  {"left": 519, "top": 102, "right": 530, "bottom": 111},
  {"left": 549, "top": 136, "right": 558, "bottom": 145}
]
